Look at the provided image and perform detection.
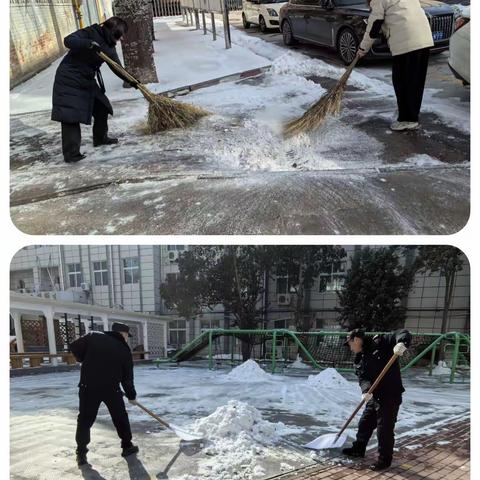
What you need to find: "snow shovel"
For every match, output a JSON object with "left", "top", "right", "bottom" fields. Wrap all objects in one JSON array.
[
  {"left": 304, "top": 352, "right": 400, "bottom": 450},
  {"left": 130, "top": 399, "right": 203, "bottom": 442}
]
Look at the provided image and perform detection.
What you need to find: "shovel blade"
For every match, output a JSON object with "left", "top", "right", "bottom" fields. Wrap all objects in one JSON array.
[
  {"left": 303, "top": 432, "right": 348, "bottom": 450},
  {"left": 169, "top": 424, "right": 203, "bottom": 442}
]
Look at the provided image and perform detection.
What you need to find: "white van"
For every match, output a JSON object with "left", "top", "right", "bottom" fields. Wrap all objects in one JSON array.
[{"left": 242, "top": 0, "right": 287, "bottom": 33}]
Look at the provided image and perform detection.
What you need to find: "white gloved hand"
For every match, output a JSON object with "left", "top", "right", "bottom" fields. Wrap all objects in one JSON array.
[
  {"left": 362, "top": 393, "right": 373, "bottom": 403},
  {"left": 128, "top": 398, "right": 138, "bottom": 405},
  {"left": 393, "top": 342, "right": 407, "bottom": 356}
]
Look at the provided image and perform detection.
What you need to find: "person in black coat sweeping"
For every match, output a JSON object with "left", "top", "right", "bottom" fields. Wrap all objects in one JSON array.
[
  {"left": 69, "top": 322, "right": 139, "bottom": 466},
  {"left": 52, "top": 17, "right": 138, "bottom": 163},
  {"left": 342, "top": 328, "right": 412, "bottom": 471}
]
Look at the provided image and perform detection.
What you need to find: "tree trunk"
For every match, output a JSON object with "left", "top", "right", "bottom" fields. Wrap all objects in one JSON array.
[{"left": 114, "top": 0, "right": 158, "bottom": 85}]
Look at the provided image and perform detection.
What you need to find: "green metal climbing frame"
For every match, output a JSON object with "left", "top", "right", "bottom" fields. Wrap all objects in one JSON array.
[{"left": 155, "top": 329, "right": 470, "bottom": 384}]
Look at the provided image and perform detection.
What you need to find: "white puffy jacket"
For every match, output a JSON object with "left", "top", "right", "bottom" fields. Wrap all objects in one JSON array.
[{"left": 359, "top": 0, "right": 434, "bottom": 56}]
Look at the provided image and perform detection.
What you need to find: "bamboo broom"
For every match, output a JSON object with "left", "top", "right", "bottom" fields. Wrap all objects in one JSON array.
[
  {"left": 283, "top": 56, "right": 359, "bottom": 138},
  {"left": 98, "top": 51, "right": 208, "bottom": 134}
]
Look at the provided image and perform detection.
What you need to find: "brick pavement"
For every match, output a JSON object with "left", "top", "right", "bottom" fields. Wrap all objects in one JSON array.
[{"left": 268, "top": 420, "right": 469, "bottom": 480}]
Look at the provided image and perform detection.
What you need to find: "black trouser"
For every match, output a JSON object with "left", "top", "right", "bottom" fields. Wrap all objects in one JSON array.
[
  {"left": 352, "top": 395, "right": 402, "bottom": 462},
  {"left": 75, "top": 386, "right": 132, "bottom": 454},
  {"left": 61, "top": 98, "right": 109, "bottom": 161},
  {"left": 392, "top": 47, "right": 430, "bottom": 123}
]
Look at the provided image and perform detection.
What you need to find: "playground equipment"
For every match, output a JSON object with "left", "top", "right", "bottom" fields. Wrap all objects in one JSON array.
[{"left": 156, "top": 329, "right": 470, "bottom": 384}]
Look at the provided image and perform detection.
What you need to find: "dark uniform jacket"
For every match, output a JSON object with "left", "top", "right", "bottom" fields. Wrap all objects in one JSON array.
[
  {"left": 354, "top": 329, "right": 412, "bottom": 399},
  {"left": 69, "top": 331, "right": 137, "bottom": 400},
  {"left": 51, "top": 23, "right": 128, "bottom": 125}
]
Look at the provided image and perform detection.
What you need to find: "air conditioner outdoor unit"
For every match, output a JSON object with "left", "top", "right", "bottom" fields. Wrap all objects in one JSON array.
[
  {"left": 277, "top": 294, "right": 291, "bottom": 305},
  {"left": 80, "top": 282, "right": 91, "bottom": 291},
  {"left": 168, "top": 251, "right": 179, "bottom": 261}
]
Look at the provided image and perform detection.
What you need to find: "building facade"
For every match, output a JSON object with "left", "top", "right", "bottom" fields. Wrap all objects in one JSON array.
[
  {"left": 10, "top": 0, "right": 113, "bottom": 87},
  {"left": 10, "top": 245, "right": 470, "bottom": 352}
]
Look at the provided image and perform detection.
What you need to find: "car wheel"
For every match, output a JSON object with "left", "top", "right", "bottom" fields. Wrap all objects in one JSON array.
[
  {"left": 242, "top": 13, "right": 251, "bottom": 29},
  {"left": 337, "top": 28, "right": 359, "bottom": 65},
  {"left": 259, "top": 16, "right": 267, "bottom": 33},
  {"left": 282, "top": 20, "right": 297, "bottom": 46}
]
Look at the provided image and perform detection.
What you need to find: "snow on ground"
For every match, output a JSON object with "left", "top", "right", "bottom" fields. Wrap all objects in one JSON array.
[
  {"left": 288, "top": 355, "right": 312, "bottom": 370},
  {"left": 432, "top": 361, "right": 452, "bottom": 376},
  {"left": 306, "top": 368, "right": 352, "bottom": 389},
  {"left": 225, "top": 359, "right": 273, "bottom": 381},
  {"left": 10, "top": 364, "right": 470, "bottom": 480},
  {"left": 10, "top": 17, "right": 270, "bottom": 115},
  {"left": 181, "top": 400, "right": 304, "bottom": 479}
]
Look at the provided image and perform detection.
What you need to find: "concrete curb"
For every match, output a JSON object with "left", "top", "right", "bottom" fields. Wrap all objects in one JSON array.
[{"left": 10, "top": 65, "right": 271, "bottom": 118}]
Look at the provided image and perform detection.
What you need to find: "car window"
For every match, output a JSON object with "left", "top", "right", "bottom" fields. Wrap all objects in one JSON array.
[
  {"left": 335, "top": 0, "right": 366, "bottom": 6},
  {"left": 291, "top": 0, "right": 321, "bottom": 5},
  {"left": 259, "top": 0, "right": 286, "bottom": 3}
]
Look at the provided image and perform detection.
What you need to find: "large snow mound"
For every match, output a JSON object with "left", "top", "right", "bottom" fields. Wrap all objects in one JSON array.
[
  {"left": 191, "top": 400, "right": 292, "bottom": 441},
  {"left": 226, "top": 359, "right": 271, "bottom": 382},
  {"left": 306, "top": 368, "right": 351, "bottom": 389},
  {"left": 187, "top": 400, "right": 303, "bottom": 479}
]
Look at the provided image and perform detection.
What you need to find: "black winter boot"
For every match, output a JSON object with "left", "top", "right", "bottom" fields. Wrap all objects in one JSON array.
[
  {"left": 341, "top": 443, "right": 366, "bottom": 458},
  {"left": 369, "top": 458, "right": 392, "bottom": 471},
  {"left": 94, "top": 136, "right": 119, "bottom": 147},
  {"left": 121, "top": 444, "right": 139, "bottom": 457}
]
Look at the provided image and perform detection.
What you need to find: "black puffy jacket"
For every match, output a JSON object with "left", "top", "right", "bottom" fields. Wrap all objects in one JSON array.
[
  {"left": 69, "top": 331, "right": 137, "bottom": 400},
  {"left": 51, "top": 23, "right": 128, "bottom": 125},
  {"left": 354, "top": 329, "right": 412, "bottom": 399}
]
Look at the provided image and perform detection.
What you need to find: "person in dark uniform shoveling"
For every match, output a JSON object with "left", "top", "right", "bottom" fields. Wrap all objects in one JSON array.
[
  {"left": 342, "top": 328, "right": 411, "bottom": 471},
  {"left": 51, "top": 16, "right": 138, "bottom": 163},
  {"left": 69, "top": 322, "right": 139, "bottom": 466}
]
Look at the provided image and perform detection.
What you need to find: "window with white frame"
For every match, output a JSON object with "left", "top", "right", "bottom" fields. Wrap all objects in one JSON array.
[
  {"left": 123, "top": 257, "right": 139, "bottom": 284},
  {"left": 93, "top": 261, "right": 109, "bottom": 286},
  {"left": 319, "top": 260, "right": 347, "bottom": 292},
  {"left": 67, "top": 263, "right": 83, "bottom": 288},
  {"left": 169, "top": 319, "right": 187, "bottom": 347}
]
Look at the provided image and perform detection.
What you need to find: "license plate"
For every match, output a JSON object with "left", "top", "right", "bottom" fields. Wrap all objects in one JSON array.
[{"left": 433, "top": 31, "right": 444, "bottom": 41}]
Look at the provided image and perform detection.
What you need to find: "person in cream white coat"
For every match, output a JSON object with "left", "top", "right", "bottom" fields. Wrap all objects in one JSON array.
[{"left": 357, "top": 0, "right": 434, "bottom": 131}]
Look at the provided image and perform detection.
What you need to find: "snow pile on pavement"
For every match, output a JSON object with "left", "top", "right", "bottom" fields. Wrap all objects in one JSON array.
[
  {"left": 188, "top": 400, "right": 303, "bottom": 479},
  {"left": 226, "top": 359, "right": 271, "bottom": 382},
  {"left": 401, "top": 154, "right": 443, "bottom": 168},
  {"left": 306, "top": 368, "right": 351, "bottom": 389},
  {"left": 432, "top": 361, "right": 452, "bottom": 376},
  {"left": 289, "top": 355, "right": 312, "bottom": 370}
]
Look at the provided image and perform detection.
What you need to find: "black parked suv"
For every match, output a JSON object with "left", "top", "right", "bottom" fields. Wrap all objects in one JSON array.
[{"left": 279, "top": 0, "right": 455, "bottom": 63}]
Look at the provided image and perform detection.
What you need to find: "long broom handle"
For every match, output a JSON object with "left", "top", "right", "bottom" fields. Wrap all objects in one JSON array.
[
  {"left": 335, "top": 353, "right": 399, "bottom": 441},
  {"left": 131, "top": 399, "right": 172, "bottom": 430},
  {"left": 97, "top": 51, "right": 153, "bottom": 100},
  {"left": 338, "top": 55, "right": 360, "bottom": 85}
]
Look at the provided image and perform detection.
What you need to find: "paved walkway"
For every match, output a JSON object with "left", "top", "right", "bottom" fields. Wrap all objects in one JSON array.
[{"left": 269, "top": 420, "right": 469, "bottom": 480}]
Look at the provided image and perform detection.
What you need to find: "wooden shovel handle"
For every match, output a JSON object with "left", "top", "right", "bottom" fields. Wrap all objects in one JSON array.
[
  {"left": 131, "top": 399, "right": 171, "bottom": 430},
  {"left": 336, "top": 353, "right": 399, "bottom": 439}
]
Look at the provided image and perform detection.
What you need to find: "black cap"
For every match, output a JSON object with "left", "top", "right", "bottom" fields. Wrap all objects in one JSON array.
[
  {"left": 343, "top": 328, "right": 365, "bottom": 346},
  {"left": 111, "top": 322, "right": 132, "bottom": 337}
]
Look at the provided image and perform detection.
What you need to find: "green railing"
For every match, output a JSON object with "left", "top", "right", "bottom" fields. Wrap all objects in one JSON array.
[{"left": 155, "top": 329, "right": 470, "bottom": 384}]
